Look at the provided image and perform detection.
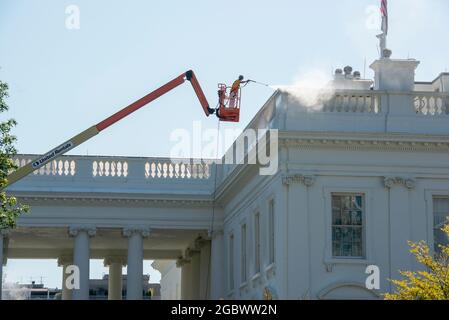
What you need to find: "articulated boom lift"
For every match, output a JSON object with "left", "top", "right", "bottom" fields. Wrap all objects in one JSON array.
[{"left": 6, "top": 70, "right": 240, "bottom": 187}]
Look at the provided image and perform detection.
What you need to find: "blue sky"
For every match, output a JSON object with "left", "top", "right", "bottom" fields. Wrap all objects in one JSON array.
[{"left": 1, "top": 0, "right": 448, "bottom": 289}]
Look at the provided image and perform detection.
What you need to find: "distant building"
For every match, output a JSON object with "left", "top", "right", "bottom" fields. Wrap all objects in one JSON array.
[
  {"left": 2, "top": 281, "right": 59, "bottom": 300},
  {"left": 88, "top": 275, "right": 160, "bottom": 300}
]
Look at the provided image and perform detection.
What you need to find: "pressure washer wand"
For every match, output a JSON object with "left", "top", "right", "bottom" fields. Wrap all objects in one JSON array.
[{"left": 247, "top": 79, "right": 270, "bottom": 87}]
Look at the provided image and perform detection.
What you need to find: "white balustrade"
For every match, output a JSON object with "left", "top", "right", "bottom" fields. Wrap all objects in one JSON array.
[
  {"left": 11, "top": 156, "right": 212, "bottom": 182},
  {"left": 414, "top": 93, "right": 449, "bottom": 116},
  {"left": 322, "top": 91, "right": 381, "bottom": 114},
  {"left": 144, "top": 160, "right": 211, "bottom": 180},
  {"left": 92, "top": 160, "right": 128, "bottom": 177},
  {"left": 13, "top": 157, "right": 76, "bottom": 177}
]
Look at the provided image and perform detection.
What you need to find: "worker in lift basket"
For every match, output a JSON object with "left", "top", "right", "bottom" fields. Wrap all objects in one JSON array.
[{"left": 228, "top": 75, "right": 248, "bottom": 109}]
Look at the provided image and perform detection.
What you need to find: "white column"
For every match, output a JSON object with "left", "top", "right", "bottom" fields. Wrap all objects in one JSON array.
[
  {"left": 177, "top": 257, "right": 192, "bottom": 300},
  {"left": 187, "top": 248, "right": 201, "bottom": 300},
  {"left": 197, "top": 237, "right": 211, "bottom": 300},
  {"left": 58, "top": 255, "right": 73, "bottom": 300},
  {"left": 104, "top": 256, "right": 127, "bottom": 300},
  {"left": 209, "top": 229, "right": 224, "bottom": 299},
  {"left": 0, "top": 229, "right": 9, "bottom": 301},
  {"left": 123, "top": 227, "right": 150, "bottom": 300},
  {"left": 69, "top": 226, "right": 96, "bottom": 300}
]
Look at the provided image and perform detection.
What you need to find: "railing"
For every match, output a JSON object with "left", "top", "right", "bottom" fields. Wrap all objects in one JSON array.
[
  {"left": 14, "top": 158, "right": 76, "bottom": 177},
  {"left": 322, "top": 91, "right": 381, "bottom": 114},
  {"left": 414, "top": 92, "right": 449, "bottom": 116},
  {"left": 144, "top": 160, "right": 210, "bottom": 180},
  {"left": 12, "top": 155, "right": 213, "bottom": 182}
]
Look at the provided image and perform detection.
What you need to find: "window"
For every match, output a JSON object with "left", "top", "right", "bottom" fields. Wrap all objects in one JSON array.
[
  {"left": 331, "top": 194, "right": 364, "bottom": 258},
  {"left": 241, "top": 224, "right": 247, "bottom": 282},
  {"left": 254, "top": 212, "right": 261, "bottom": 273},
  {"left": 229, "top": 233, "right": 234, "bottom": 290},
  {"left": 268, "top": 199, "right": 275, "bottom": 264},
  {"left": 433, "top": 197, "right": 449, "bottom": 254}
]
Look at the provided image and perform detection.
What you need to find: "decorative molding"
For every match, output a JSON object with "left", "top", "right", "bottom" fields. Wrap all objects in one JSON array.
[
  {"left": 122, "top": 226, "right": 151, "bottom": 238},
  {"left": 317, "top": 281, "right": 380, "bottom": 300},
  {"left": 16, "top": 196, "right": 214, "bottom": 207},
  {"left": 104, "top": 255, "right": 127, "bottom": 267},
  {"left": 185, "top": 247, "right": 200, "bottom": 258},
  {"left": 383, "top": 176, "right": 416, "bottom": 189},
  {"left": 176, "top": 257, "right": 191, "bottom": 268},
  {"left": 208, "top": 228, "right": 224, "bottom": 240},
  {"left": 68, "top": 225, "right": 97, "bottom": 237},
  {"left": 282, "top": 174, "right": 316, "bottom": 187},
  {"left": 279, "top": 135, "right": 449, "bottom": 152},
  {"left": 57, "top": 255, "right": 73, "bottom": 267},
  {"left": 194, "top": 237, "right": 210, "bottom": 249},
  {"left": 264, "top": 263, "right": 276, "bottom": 279},
  {"left": 324, "top": 262, "right": 334, "bottom": 273}
]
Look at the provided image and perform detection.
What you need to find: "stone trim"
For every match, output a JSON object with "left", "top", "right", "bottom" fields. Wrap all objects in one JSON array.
[
  {"left": 104, "top": 255, "right": 127, "bottom": 267},
  {"left": 68, "top": 225, "right": 97, "bottom": 237},
  {"left": 282, "top": 174, "right": 316, "bottom": 187},
  {"left": 383, "top": 176, "right": 416, "bottom": 189},
  {"left": 122, "top": 226, "right": 151, "bottom": 238},
  {"left": 176, "top": 257, "right": 190, "bottom": 268}
]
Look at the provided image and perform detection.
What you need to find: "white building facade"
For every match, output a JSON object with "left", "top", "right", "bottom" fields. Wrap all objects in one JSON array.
[{"left": 2, "top": 55, "right": 449, "bottom": 300}]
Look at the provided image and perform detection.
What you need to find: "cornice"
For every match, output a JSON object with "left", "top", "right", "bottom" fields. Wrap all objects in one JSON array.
[
  {"left": 15, "top": 195, "right": 213, "bottom": 207},
  {"left": 279, "top": 132, "right": 449, "bottom": 152}
]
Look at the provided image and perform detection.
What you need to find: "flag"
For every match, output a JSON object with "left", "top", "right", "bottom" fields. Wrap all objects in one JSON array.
[{"left": 381, "top": 0, "right": 388, "bottom": 35}]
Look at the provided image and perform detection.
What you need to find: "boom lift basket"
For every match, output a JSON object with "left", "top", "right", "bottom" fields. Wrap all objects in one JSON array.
[{"left": 217, "top": 83, "right": 240, "bottom": 122}]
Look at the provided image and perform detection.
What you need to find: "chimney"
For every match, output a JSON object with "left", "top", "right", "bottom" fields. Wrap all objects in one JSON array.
[{"left": 370, "top": 51, "right": 420, "bottom": 91}]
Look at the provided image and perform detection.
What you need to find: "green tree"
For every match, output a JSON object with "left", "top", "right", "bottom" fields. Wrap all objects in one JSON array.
[
  {"left": 0, "top": 79, "right": 29, "bottom": 230},
  {"left": 385, "top": 218, "right": 449, "bottom": 300}
]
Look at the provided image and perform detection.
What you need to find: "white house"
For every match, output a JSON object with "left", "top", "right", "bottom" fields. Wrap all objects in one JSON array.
[{"left": 2, "top": 52, "right": 449, "bottom": 300}]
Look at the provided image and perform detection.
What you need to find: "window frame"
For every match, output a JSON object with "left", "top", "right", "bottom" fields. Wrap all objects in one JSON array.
[
  {"left": 429, "top": 194, "right": 449, "bottom": 255},
  {"left": 323, "top": 187, "right": 373, "bottom": 266},
  {"left": 425, "top": 190, "right": 449, "bottom": 254},
  {"left": 330, "top": 193, "right": 366, "bottom": 259}
]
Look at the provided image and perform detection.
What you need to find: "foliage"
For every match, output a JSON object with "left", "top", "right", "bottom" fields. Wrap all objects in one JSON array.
[
  {"left": 0, "top": 79, "right": 29, "bottom": 230},
  {"left": 385, "top": 219, "right": 449, "bottom": 300}
]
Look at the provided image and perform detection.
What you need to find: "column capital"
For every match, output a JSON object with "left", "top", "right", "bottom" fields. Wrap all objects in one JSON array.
[
  {"left": 207, "top": 229, "right": 224, "bottom": 239},
  {"left": 57, "top": 255, "right": 73, "bottom": 267},
  {"left": 104, "top": 255, "right": 127, "bottom": 267},
  {"left": 122, "top": 226, "right": 151, "bottom": 238},
  {"left": 383, "top": 176, "right": 416, "bottom": 189},
  {"left": 176, "top": 257, "right": 191, "bottom": 268},
  {"left": 68, "top": 225, "right": 97, "bottom": 237},
  {"left": 194, "top": 236, "right": 211, "bottom": 249},
  {"left": 282, "top": 174, "right": 316, "bottom": 187},
  {"left": 185, "top": 247, "right": 200, "bottom": 258}
]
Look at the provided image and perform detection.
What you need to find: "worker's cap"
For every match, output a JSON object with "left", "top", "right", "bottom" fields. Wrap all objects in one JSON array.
[{"left": 239, "top": 75, "right": 244, "bottom": 80}]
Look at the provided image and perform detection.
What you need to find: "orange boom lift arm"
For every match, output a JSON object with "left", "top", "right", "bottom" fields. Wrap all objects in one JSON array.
[{"left": 5, "top": 70, "right": 215, "bottom": 187}]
